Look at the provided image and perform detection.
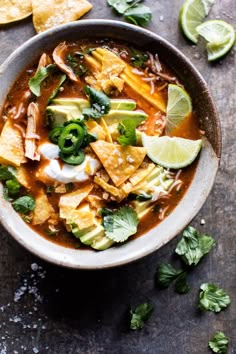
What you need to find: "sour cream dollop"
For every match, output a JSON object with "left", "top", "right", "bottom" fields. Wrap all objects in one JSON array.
[{"left": 38, "top": 143, "right": 101, "bottom": 183}]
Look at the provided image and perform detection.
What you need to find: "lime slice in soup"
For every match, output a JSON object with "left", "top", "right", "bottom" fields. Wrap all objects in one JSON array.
[
  {"left": 197, "top": 20, "right": 236, "bottom": 61},
  {"left": 142, "top": 135, "right": 202, "bottom": 169},
  {"left": 166, "top": 84, "right": 192, "bottom": 133},
  {"left": 179, "top": 0, "right": 215, "bottom": 43}
]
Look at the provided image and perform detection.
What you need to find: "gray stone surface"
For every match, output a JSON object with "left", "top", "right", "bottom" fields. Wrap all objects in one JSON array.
[{"left": 0, "top": 1, "right": 235, "bottom": 353}]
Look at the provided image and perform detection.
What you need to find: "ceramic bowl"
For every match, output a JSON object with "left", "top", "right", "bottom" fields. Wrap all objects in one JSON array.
[{"left": 0, "top": 20, "right": 221, "bottom": 269}]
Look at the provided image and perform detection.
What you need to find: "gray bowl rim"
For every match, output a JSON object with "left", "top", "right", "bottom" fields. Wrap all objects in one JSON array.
[{"left": 0, "top": 19, "right": 221, "bottom": 269}]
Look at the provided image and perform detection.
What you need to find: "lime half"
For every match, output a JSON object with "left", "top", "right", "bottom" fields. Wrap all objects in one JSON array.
[
  {"left": 179, "top": 0, "right": 215, "bottom": 43},
  {"left": 197, "top": 20, "right": 236, "bottom": 61},
  {"left": 166, "top": 84, "right": 192, "bottom": 134},
  {"left": 142, "top": 135, "right": 202, "bottom": 169}
]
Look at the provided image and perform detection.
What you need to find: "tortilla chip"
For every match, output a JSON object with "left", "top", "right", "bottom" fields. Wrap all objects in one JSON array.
[
  {"left": 0, "top": 121, "right": 26, "bottom": 167},
  {"left": 94, "top": 176, "right": 126, "bottom": 201},
  {"left": 69, "top": 205, "right": 96, "bottom": 229},
  {"left": 91, "top": 48, "right": 125, "bottom": 94},
  {"left": 32, "top": 190, "right": 55, "bottom": 225},
  {"left": 0, "top": 0, "right": 32, "bottom": 24},
  {"left": 32, "top": 0, "right": 93, "bottom": 33},
  {"left": 17, "top": 166, "right": 30, "bottom": 189},
  {"left": 85, "top": 120, "right": 107, "bottom": 141},
  {"left": 121, "top": 162, "right": 156, "bottom": 194},
  {"left": 90, "top": 141, "right": 146, "bottom": 187},
  {"left": 59, "top": 184, "right": 93, "bottom": 219}
]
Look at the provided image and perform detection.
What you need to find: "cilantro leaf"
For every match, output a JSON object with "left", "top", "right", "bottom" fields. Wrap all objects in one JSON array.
[
  {"left": 118, "top": 118, "right": 144, "bottom": 145},
  {"left": 174, "top": 272, "right": 191, "bottom": 294},
  {"left": 156, "top": 263, "right": 182, "bottom": 288},
  {"left": 12, "top": 196, "right": 36, "bottom": 214},
  {"left": 130, "top": 49, "right": 149, "bottom": 68},
  {"left": 103, "top": 206, "right": 139, "bottom": 242},
  {"left": 130, "top": 302, "right": 153, "bottom": 330},
  {"left": 29, "top": 64, "right": 56, "bottom": 97},
  {"left": 83, "top": 86, "right": 110, "bottom": 119},
  {"left": 48, "top": 74, "right": 67, "bottom": 103},
  {"left": 107, "top": 0, "right": 132, "bottom": 14},
  {"left": 5, "top": 179, "right": 21, "bottom": 196},
  {"left": 199, "top": 283, "right": 231, "bottom": 312},
  {"left": 124, "top": 5, "right": 152, "bottom": 26},
  {"left": 135, "top": 192, "right": 152, "bottom": 201},
  {"left": 175, "top": 226, "right": 216, "bottom": 266},
  {"left": 155, "top": 263, "right": 190, "bottom": 294},
  {"left": 0, "top": 165, "right": 16, "bottom": 180},
  {"left": 107, "top": 0, "right": 151, "bottom": 27},
  {"left": 209, "top": 332, "right": 229, "bottom": 354}
]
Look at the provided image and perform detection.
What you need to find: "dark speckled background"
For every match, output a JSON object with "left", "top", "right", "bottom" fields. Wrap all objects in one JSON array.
[{"left": 0, "top": 0, "right": 235, "bottom": 353}]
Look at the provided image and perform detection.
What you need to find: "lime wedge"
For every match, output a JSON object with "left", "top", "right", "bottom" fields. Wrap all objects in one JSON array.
[
  {"left": 179, "top": 0, "right": 215, "bottom": 43},
  {"left": 196, "top": 20, "right": 236, "bottom": 61},
  {"left": 166, "top": 84, "right": 192, "bottom": 134},
  {"left": 142, "top": 135, "right": 202, "bottom": 169}
]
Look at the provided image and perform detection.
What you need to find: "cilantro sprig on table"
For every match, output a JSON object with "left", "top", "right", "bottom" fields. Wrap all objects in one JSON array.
[
  {"left": 130, "top": 302, "right": 154, "bottom": 330},
  {"left": 209, "top": 332, "right": 229, "bottom": 354},
  {"left": 199, "top": 283, "right": 231, "bottom": 313},
  {"left": 175, "top": 226, "right": 216, "bottom": 266},
  {"left": 156, "top": 226, "right": 215, "bottom": 294},
  {"left": 155, "top": 263, "right": 190, "bottom": 294},
  {"left": 107, "top": 0, "right": 152, "bottom": 27}
]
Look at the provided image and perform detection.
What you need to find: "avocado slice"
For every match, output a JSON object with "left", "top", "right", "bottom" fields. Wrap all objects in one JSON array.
[
  {"left": 110, "top": 99, "right": 136, "bottom": 111},
  {"left": 104, "top": 109, "right": 147, "bottom": 125},
  {"left": 51, "top": 98, "right": 90, "bottom": 110},
  {"left": 79, "top": 224, "right": 105, "bottom": 245},
  {"left": 46, "top": 99, "right": 144, "bottom": 129},
  {"left": 91, "top": 235, "right": 114, "bottom": 251},
  {"left": 46, "top": 105, "right": 84, "bottom": 128},
  {"left": 51, "top": 98, "right": 136, "bottom": 111}
]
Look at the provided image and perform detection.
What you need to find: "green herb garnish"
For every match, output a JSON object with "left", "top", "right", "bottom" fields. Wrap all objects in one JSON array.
[
  {"left": 29, "top": 64, "right": 56, "bottom": 97},
  {"left": 209, "top": 332, "right": 229, "bottom": 354},
  {"left": 103, "top": 206, "right": 139, "bottom": 242},
  {"left": 12, "top": 196, "right": 36, "bottom": 214},
  {"left": 175, "top": 226, "right": 216, "bottom": 266},
  {"left": 0, "top": 165, "right": 16, "bottom": 180},
  {"left": 48, "top": 74, "right": 67, "bottom": 103},
  {"left": 130, "top": 302, "right": 153, "bottom": 330},
  {"left": 135, "top": 192, "right": 152, "bottom": 201},
  {"left": 83, "top": 86, "right": 110, "bottom": 119},
  {"left": 130, "top": 49, "right": 149, "bottom": 68},
  {"left": 5, "top": 179, "right": 21, "bottom": 196},
  {"left": 117, "top": 118, "right": 144, "bottom": 145},
  {"left": 199, "top": 283, "right": 231, "bottom": 312}
]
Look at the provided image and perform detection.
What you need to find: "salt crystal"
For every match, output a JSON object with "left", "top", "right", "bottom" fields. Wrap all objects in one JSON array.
[
  {"left": 200, "top": 218, "right": 206, "bottom": 225},
  {"left": 159, "top": 15, "right": 164, "bottom": 21},
  {"left": 33, "top": 347, "right": 39, "bottom": 353},
  {"left": 14, "top": 285, "right": 27, "bottom": 302},
  {"left": 31, "top": 263, "right": 39, "bottom": 272},
  {"left": 194, "top": 53, "right": 201, "bottom": 59}
]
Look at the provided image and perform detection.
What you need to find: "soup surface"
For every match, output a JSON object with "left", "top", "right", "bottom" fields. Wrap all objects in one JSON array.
[{"left": 0, "top": 39, "right": 201, "bottom": 251}]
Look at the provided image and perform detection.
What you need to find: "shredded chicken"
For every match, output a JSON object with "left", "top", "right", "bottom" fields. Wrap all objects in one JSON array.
[
  {"left": 25, "top": 102, "right": 40, "bottom": 161},
  {"left": 36, "top": 53, "right": 52, "bottom": 73},
  {"left": 53, "top": 42, "right": 80, "bottom": 83},
  {"left": 7, "top": 90, "right": 32, "bottom": 121}
]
